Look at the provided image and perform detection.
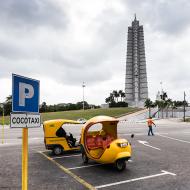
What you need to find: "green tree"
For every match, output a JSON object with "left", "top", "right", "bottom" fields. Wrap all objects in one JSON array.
[
  {"left": 171, "top": 101, "right": 177, "bottom": 118},
  {"left": 112, "top": 90, "right": 119, "bottom": 103},
  {"left": 160, "top": 92, "right": 168, "bottom": 100},
  {"left": 105, "top": 92, "right": 115, "bottom": 104},
  {"left": 105, "top": 90, "right": 127, "bottom": 107},
  {"left": 155, "top": 100, "right": 161, "bottom": 118},
  {"left": 110, "top": 93, "right": 115, "bottom": 103},
  {"left": 165, "top": 99, "right": 173, "bottom": 117},
  {"left": 121, "top": 92, "right": 125, "bottom": 102},
  {"left": 4, "top": 95, "right": 12, "bottom": 116},
  {"left": 119, "top": 90, "right": 125, "bottom": 102},
  {"left": 160, "top": 100, "right": 167, "bottom": 118},
  {"left": 144, "top": 98, "right": 153, "bottom": 117},
  {"left": 40, "top": 102, "right": 47, "bottom": 113},
  {"left": 105, "top": 97, "right": 111, "bottom": 104}
]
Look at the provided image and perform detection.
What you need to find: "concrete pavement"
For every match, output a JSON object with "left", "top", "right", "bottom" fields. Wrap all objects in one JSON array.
[{"left": 1, "top": 111, "right": 190, "bottom": 189}]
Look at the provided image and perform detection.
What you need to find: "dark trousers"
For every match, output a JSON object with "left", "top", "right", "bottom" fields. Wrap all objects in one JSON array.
[{"left": 148, "top": 126, "right": 154, "bottom": 136}]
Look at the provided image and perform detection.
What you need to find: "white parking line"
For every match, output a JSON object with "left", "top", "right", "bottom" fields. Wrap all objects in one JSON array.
[
  {"left": 68, "top": 163, "right": 104, "bottom": 170},
  {"left": 138, "top": 140, "right": 161, "bottom": 151},
  {"left": 182, "top": 132, "right": 190, "bottom": 134},
  {"left": 95, "top": 170, "right": 176, "bottom": 189},
  {"left": 157, "top": 134, "right": 190, "bottom": 144},
  {"left": 0, "top": 142, "right": 22, "bottom": 146},
  {"left": 52, "top": 154, "right": 81, "bottom": 159},
  {"left": 30, "top": 146, "right": 45, "bottom": 150},
  {"left": 121, "top": 132, "right": 169, "bottom": 136}
]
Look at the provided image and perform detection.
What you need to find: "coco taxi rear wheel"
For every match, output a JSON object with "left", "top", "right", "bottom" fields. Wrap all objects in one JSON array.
[
  {"left": 53, "top": 146, "right": 63, "bottom": 156},
  {"left": 115, "top": 159, "right": 126, "bottom": 171}
]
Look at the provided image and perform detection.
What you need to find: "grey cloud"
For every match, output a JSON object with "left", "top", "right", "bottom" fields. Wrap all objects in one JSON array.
[
  {"left": 0, "top": 48, "right": 113, "bottom": 86},
  {"left": 1, "top": 0, "right": 190, "bottom": 104},
  {"left": 0, "top": 0, "right": 68, "bottom": 29},
  {"left": 125, "top": 0, "right": 190, "bottom": 34},
  {"left": 3, "top": 0, "right": 190, "bottom": 89},
  {"left": 0, "top": 0, "right": 120, "bottom": 85}
]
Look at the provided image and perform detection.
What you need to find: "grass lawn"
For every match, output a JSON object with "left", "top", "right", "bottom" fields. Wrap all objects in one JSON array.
[{"left": 0, "top": 107, "right": 142, "bottom": 125}]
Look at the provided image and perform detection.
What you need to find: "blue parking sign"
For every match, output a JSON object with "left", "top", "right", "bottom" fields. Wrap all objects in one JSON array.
[{"left": 12, "top": 74, "right": 40, "bottom": 113}]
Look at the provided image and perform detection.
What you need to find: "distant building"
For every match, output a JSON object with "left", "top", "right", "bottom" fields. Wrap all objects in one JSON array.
[
  {"left": 125, "top": 15, "right": 148, "bottom": 107},
  {"left": 101, "top": 104, "right": 109, "bottom": 109}
]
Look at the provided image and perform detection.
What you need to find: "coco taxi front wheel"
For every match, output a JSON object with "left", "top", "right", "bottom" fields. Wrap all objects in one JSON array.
[
  {"left": 82, "top": 153, "right": 89, "bottom": 164},
  {"left": 115, "top": 159, "right": 126, "bottom": 171}
]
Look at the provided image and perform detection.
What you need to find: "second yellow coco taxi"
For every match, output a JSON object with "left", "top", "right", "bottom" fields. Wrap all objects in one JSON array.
[
  {"left": 80, "top": 116, "right": 132, "bottom": 171},
  {"left": 43, "top": 119, "right": 80, "bottom": 155}
]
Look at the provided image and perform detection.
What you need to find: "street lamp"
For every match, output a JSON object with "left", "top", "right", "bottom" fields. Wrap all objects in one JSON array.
[
  {"left": 183, "top": 91, "right": 186, "bottom": 122},
  {"left": 160, "top": 81, "right": 163, "bottom": 97},
  {"left": 0, "top": 103, "right": 4, "bottom": 144},
  {"left": 82, "top": 82, "right": 86, "bottom": 110}
]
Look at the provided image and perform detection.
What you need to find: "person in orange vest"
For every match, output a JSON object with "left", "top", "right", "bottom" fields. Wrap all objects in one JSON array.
[{"left": 147, "top": 117, "right": 156, "bottom": 136}]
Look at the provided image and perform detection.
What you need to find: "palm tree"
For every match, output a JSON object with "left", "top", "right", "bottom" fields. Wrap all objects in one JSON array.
[
  {"left": 155, "top": 100, "right": 161, "bottom": 118},
  {"left": 161, "top": 92, "right": 168, "bottom": 100},
  {"left": 105, "top": 97, "right": 111, "bottom": 103},
  {"left": 112, "top": 90, "right": 119, "bottom": 103},
  {"left": 165, "top": 99, "right": 172, "bottom": 117},
  {"left": 5, "top": 95, "right": 12, "bottom": 103},
  {"left": 118, "top": 90, "right": 125, "bottom": 102},
  {"left": 105, "top": 92, "right": 115, "bottom": 104},
  {"left": 121, "top": 92, "right": 125, "bottom": 102},
  {"left": 144, "top": 98, "right": 153, "bottom": 117},
  {"left": 115, "top": 92, "right": 119, "bottom": 103},
  {"left": 40, "top": 102, "right": 47, "bottom": 112},
  {"left": 171, "top": 101, "right": 177, "bottom": 117},
  {"left": 110, "top": 92, "right": 115, "bottom": 103},
  {"left": 155, "top": 100, "right": 169, "bottom": 118},
  {"left": 118, "top": 90, "right": 123, "bottom": 102},
  {"left": 3, "top": 95, "right": 12, "bottom": 116},
  {"left": 171, "top": 102, "right": 175, "bottom": 118},
  {"left": 160, "top": 100, "right": 167, "bottom": 118}
]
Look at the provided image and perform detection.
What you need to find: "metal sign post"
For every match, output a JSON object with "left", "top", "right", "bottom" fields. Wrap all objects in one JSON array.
[
  {"left": 82, "top": 82, "right": 85, "bottom": 110},
  {"left": 2, "top": 108, "right": 4, "bottom": 144},
  {"left": 22, "top": 128, "right": 28, "bottom": 190},
  {"left": 184, "top": 91, "right": 186, "bottom": 122},
  {"left": 12, "top": 74, "right": 40, "bottom": 190},
  {"left": 0, "top": 104, "right": 4, "bottom": 144}
]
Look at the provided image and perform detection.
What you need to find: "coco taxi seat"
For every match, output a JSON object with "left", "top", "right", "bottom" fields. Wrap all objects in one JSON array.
[
  {"left": 95, "top": 135, "right": 103, "bottom": 147},
  {"left": 102, "top": 134, "right": 114, "bottom": 149},
  {"left": 86, "top": 136, "right": 96, "bottom": 149}
]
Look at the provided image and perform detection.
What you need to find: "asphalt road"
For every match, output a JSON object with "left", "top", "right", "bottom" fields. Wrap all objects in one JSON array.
[{"left": 0, "top": 119, "right": 190, "bottom": 190}]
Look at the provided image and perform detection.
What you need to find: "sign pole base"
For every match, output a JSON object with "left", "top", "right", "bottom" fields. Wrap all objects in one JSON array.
[{"left": 22, "top": 128, "right": 28, "bottom": 190}]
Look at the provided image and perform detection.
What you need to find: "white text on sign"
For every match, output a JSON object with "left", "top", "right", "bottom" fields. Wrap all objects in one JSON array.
[{"left": 19, "top": 82, "right": 34, "bottom": 106}]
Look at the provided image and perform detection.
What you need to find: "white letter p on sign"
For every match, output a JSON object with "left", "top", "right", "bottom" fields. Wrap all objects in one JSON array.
[{"left": 19, "top": 82, "right": 34, "bottom": 106}]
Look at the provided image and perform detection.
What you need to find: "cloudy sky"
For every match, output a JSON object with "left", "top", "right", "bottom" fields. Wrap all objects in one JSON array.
[{"left": 1, "top": 0, "right": 190, "bottom": 105}]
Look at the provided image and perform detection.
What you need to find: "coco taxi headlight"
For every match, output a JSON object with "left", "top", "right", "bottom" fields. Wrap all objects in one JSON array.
[{"left": 117, "top": 142, "right": 128, "bottom": 148}]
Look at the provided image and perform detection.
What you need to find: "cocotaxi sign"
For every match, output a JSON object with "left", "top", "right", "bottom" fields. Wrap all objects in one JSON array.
[
  {"left": 11, "top": 74, "right": 41, "bottom": 128},
  {"left": 10, "top": 113, "right": 41, "bottom": 128}
]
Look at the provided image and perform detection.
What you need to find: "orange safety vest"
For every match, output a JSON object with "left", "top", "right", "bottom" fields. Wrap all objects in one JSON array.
[{"left": 147, "top": 119, "right": 154, "bottom": 126}]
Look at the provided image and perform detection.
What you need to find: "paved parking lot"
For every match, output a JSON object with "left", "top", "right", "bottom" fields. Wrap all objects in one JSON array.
[{"left": 1, "top": 120, "right": 190, "bottom": 189}]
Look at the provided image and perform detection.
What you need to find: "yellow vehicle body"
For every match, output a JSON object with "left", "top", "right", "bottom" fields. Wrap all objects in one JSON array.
[
  {"left": 43, "top": 119, "right": 80, "bottom": 155},
  {"left": 80, "top": 116, "right": 132, "bottom": 170}
]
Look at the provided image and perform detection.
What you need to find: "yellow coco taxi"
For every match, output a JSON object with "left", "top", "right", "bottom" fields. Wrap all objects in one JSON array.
[
  {"left": 43, "top": 119, "right": 80, "bottom": 155},
  {"left": 80, "top": 116, "right": 132, "bottom": 171}
]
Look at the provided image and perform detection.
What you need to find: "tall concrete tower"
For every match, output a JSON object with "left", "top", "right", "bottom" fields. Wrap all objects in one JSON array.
[{"left": 125, "top": 15, "right": 148, "bottom": 107}]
